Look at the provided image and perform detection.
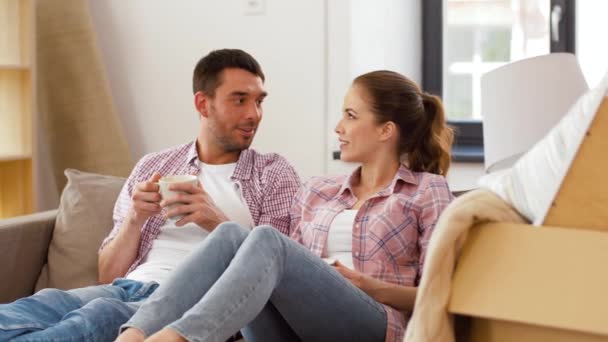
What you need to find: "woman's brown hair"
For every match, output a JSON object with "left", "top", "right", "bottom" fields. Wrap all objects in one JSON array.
[{"left": 353, "top": 70, "right": 454, "bottom": 176}]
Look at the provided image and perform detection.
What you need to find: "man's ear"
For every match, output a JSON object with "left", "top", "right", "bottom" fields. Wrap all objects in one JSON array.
[
  {"left": 194, "top": 91, "right": 209, "bottom": 118},
  {"left": 378, "top": 121, "right": 397, "bottom": 142}
]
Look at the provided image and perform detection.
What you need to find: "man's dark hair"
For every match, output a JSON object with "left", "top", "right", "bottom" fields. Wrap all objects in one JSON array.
[{"left": 192, "top": 49, "right": 265, "bottom": 97}]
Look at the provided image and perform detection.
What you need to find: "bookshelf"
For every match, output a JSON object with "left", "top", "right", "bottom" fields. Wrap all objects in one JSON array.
[{"left": 0, "top": 0, "right": 35, "bottom": 218}]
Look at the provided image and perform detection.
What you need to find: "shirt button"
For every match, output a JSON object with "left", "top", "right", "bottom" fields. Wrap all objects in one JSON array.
[
  {"left": 355, "top": 223, "right": 360, "bottom": 228},
  {"left": 355, "top": 252, "right": 360, "bottom": 257}
]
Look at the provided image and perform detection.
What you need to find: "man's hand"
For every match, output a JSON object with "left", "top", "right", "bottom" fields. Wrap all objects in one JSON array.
[
  {"left": 99, "top": 172, "right": 162, "bottom": 283},
  {"left": 127, "top": 173, "right": 162, "bottom": 226},
  {"left": 161, "top": 182, "right": 229, "bottom": 231}
]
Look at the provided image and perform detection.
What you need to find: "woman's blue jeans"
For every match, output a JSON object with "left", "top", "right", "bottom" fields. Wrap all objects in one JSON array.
[{"left": 122, "top": 222, "right": 387, "bottom": 342}]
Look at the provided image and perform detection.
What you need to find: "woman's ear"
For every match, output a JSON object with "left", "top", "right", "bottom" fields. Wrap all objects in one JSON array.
[
  {"left": 194, "top": 91, "right": 209, "bottom": 118},
  {"left": 378, "top": 121, "right": 397, "bottom": 142}
]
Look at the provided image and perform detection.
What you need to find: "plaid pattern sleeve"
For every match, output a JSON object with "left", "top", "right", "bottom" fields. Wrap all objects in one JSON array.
[
  {"left": 288, "top": 180, "right": 309, "bottom": 243},
  {"left": 416, "top": 174, "right": 455, "bottom": 281},
  {"left": 256, "top": 156, "right": 301, "bottom": 235},
  {"left": 98, "top": 156, "right": 145, "bottom": 252},
  {"left": 97, "top": 142, "right": 200, "bottom": 273}
]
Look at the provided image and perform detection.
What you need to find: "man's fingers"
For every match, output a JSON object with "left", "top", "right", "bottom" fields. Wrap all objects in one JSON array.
[
  {"left": 138, "top": 172, "right": 162, "bottom": 192},
  {"left": 175, "top": 212, "right": 198, "bottom": 227},
  {"left": 133, "top": 190, "right": 161, "bottom": 203},
  {"left": 165, "top": 204, "right": 197, "bottom": 219},
  {"left": 133, "top": 201, "right": 161, "bottom": 213},
  {"left": 150, "top": 172, "right": 162, "bottom": 182},
  {"left": 160, "top": 193, "right": 199, "bottom": 207},
  {"left": 137, "top": 180, "right": 160, "bottom": 193},
  {"left": 168, "top": 182, "right": 202, "bottom": 194}
]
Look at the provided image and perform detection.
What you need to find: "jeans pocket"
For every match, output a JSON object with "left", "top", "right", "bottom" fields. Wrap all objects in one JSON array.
[{"left": 113, "top": 279, "right": 159, "bottom": 302}]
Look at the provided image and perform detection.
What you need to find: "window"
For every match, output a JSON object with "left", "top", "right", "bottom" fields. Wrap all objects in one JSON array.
[{"left": 423, "top": 0, "right": 576, "bottom": 162}]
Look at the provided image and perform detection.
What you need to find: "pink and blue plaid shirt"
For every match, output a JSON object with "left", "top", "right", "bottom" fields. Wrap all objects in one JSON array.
[
  {"left": 99, "top": 141, "right": 301, "bottom": 274},
  {"left": 290, "top": 164, "right": 453, "bottom": 342}
]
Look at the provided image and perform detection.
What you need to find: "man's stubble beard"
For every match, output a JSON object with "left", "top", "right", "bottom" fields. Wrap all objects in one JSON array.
[{"left": 208, "top": 106, "right": 256, "bottom": 153}]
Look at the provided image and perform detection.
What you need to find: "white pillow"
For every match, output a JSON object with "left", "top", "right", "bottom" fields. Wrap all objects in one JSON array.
[{"left": 479, "top": 71, "right": 608, "bottom": 225}]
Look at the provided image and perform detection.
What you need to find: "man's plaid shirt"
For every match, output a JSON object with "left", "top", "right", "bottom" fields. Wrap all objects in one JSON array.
[{"left": 99, "top": 141, "right": 301, "bottom": 274}]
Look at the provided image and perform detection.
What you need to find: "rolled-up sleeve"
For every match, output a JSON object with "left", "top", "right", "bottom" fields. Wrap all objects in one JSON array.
[{"left": 98, "top": 158, "right": 144, "bottom": 252}]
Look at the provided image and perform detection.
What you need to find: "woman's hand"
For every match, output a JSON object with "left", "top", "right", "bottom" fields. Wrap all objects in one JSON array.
[
  {"left": 333, "top": 260, "right": 417, "bottom": 311},
  {"left": 333, "top": 260, "right": 389, "bottom": 302}
]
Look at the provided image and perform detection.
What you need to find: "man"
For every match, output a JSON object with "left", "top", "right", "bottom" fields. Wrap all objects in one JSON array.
[{"left": 0, "top": 49, "right": 301, "bottom": 342}]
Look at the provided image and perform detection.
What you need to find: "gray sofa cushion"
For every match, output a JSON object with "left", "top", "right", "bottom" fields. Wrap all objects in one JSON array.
[{"left": 35, "top": 169, "right": 125, "bottom": 290}]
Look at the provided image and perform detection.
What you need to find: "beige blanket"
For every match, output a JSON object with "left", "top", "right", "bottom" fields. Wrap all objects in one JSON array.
[{"left": 404, "top": 189, "right": 527, "bottom": 342}]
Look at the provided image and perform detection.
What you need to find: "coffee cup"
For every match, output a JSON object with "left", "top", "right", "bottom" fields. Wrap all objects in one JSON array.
[{"left": 158, "top": 175, "right": 198, "bottom": 221}]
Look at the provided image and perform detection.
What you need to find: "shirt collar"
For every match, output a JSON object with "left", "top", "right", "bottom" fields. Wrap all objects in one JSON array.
[
  {"left": 337, "top": 163, "right": 419, "bottom": 197},
  {"left": 232, "top": 149, "right": 254, "bottom": 181},
  {"left": 188, "top": 140, "right": 254, "bottom": 181},
  {"left": 186, "top": 141, "right": 199, "bottom": 166}
]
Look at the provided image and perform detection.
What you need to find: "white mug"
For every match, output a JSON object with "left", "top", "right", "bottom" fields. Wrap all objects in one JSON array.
[{"left": 158, "top": 175, "right": 198, "bottom": 221}]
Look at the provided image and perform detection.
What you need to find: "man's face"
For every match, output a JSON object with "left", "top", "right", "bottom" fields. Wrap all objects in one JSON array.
[{"left": 201, "top": 68, "right": 267, "bottom": 153}]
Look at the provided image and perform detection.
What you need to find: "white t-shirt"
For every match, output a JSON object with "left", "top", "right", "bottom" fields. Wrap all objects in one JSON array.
[
  {"left": 323, "top": 210, "right": 356, "bottom": 269},
  {"left": 127, "top": 161, "right": 254, "bottom": 285}
]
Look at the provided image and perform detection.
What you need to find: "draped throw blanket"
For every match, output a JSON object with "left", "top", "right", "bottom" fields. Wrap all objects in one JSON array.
[
  {"left": 404, "top": 189, "right": 527, "bottom": 342},
  {"left": 36, "top": 0, "right": 132, "bottom": 192}
]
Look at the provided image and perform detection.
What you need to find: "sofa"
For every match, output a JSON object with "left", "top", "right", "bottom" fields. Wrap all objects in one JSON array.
[{"left": 0, "top": 169, "right": 126, "bottom": 303}]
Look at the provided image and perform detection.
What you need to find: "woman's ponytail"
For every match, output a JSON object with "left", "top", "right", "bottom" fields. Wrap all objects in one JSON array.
[
  {"left": 407, "top": 93, "right": 453, "bottom": 176},
  {"left": 354, "top": 71, "right": 454, "bottom": 176}
]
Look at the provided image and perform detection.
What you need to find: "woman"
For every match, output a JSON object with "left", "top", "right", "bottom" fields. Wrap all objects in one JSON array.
[{"left": 117, "top": 70, "right": 454, "bottom": 342}]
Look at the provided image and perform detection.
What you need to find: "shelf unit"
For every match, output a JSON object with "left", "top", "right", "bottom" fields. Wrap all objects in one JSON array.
[{"left": 0, "top": 0, "right": 35, "bottom": 218}]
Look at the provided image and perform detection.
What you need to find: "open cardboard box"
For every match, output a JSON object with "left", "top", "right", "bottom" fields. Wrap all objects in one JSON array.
[{"left": 448, "top": 98, "right": 608, "bottom": 342}]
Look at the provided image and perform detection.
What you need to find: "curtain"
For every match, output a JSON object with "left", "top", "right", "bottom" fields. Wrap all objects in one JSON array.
[{"left": 36, "top": 0, "right": 132, "bottom": 193}]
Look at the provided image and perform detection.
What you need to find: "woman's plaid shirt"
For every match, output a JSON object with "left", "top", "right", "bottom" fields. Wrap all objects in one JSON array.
[{"left": 290, "top": 164, "right": 453, "bottom": 342}]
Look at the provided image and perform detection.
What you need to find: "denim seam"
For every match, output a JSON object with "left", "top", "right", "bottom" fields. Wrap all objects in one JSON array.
[
  {"left": 211, "top": 257, "right": 278, "bottom": 340},
  {"left": 17, "top": 320, "right": 112, "bottom": 342},
  {"left": 177, "top": 243, "right": 280, "bottom": 341},
  {"left": 300, "top": 247, "right": 386, "bottom": 317},
  {"left": 130, "top": 282, "right": 159, "bottom": 301},
  {"left": 0, "top": 322, "right": 45, "bottom": 330}
]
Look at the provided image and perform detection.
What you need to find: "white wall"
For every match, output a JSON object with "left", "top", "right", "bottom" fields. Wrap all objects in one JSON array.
[
  {"left": 88, "top": 0, "right": 327, "bottom": 181},
  {"left": 576, "top": 0, "right": 608, "bottom": 88},
  {"left": 326, "top": 0, "right": 422, "bottom": 175},
  {"left": 88, "top": 0, "right": 481, "bottom": 192}
]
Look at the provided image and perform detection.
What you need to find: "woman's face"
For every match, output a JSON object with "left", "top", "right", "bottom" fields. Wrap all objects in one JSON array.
[{"left": 335, "top": 85, "right": 388, "bottom": 163}]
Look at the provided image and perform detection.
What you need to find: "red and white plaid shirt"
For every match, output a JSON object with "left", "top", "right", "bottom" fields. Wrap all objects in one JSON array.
[
  {"left": 290, "top": 164, "right": 453, "bottom": 342},
  {"left": 99, "top": 141, "right": 301, "bottom": 274}
]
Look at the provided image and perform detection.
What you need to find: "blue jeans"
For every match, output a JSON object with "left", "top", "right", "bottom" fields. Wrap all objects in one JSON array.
[
  {"left": 123, "top": 222, "right": 387, "bottom": 342},
  {"left": 0, "top": 278, "right": 158, "bottom": 341}
]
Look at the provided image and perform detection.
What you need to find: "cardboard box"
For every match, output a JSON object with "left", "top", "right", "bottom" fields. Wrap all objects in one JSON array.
[{"left": 447, "top": 98, "right": 608, "bottom": 341}]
